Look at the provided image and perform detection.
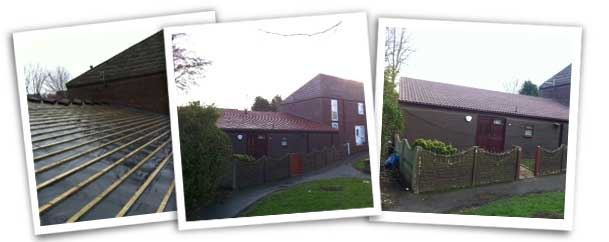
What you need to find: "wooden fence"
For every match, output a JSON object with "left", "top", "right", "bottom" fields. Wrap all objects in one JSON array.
[
  {"left": 221, "top": 145, "right": 349, "bottom": 190},
  {"left": 395, "top": 136, "right": 522, "bottom": 193},
  {"left": 534, "top": 144, "right": 568, "bottom": 176}
]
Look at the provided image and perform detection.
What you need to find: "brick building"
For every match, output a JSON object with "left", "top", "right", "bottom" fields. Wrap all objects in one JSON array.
[
  {"left": 218, "top": 74, "right": 368, "bottom": 158},
  {"left": 65, "top": 31, "right": 169, "bottom": 113},
  {"left": 398, "top": 77, "right": 569, "bottom": 158},
  {"left": 539, "top": 64, "right": 572, "bottom": 107}
]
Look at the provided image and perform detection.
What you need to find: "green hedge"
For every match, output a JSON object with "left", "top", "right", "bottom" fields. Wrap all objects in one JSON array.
[
  {"left": 413, "top": 138, "right": 458, "bottom": 155},
  {"left": 178, "top": 102, "right": 232, "bottom": 212}
]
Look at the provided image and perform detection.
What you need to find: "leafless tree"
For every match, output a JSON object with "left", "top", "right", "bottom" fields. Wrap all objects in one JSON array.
[
  {"left": 45, "top": 66, "right": 71, "bottom": 93},
  {"left": 172, "top": 33, "right": 212, "bottom": 91},
  {"left": 24, "top": 63, "right": 48, "bottom": 96},
  {"left": 502, "top": 78, "right": 521, "bottom": 94},
  {"left": 385, "top": 27, "right": 415, "bottom": 82}
]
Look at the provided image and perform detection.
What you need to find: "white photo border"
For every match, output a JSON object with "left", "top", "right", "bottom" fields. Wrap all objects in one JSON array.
[
  {"left": 371, "top": 18, "right": 582, "bottom": 231},
  {"left": 163, "top": 12, "right": 382, "bottom": 230},
  {"left": 13, "top": 11, "right": 216, "bottom": 235}
]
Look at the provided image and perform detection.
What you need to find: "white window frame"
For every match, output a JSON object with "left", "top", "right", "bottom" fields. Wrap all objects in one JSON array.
[
  {"left": 331, "top": 99, "right": 339, "bottom": 121},
  {"left": 357, "top": 102, "right": 365, "bottom": 115}
]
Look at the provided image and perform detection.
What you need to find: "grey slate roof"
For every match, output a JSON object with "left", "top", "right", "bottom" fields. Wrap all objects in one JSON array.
[
  {"left": 282, "top": 74, "right": 365, "bottom": 104},
  {"left": 539, "top": 64, "right": 572, "bottom": 89},
  {"left": 66, "top": 31, "right": 165, "bottom": 88},
  {"left": 399, "top": 77, "right": 570, "bottom": 121}
]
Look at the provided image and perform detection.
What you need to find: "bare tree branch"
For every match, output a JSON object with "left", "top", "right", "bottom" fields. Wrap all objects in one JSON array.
[
  {"left": 172, "top": 33, "right": 212, "bottom": 91},
  {"left": 384, "top": 27, "right": 415, "bottom": 83},
  {"left": 24, "top": 63, "right": 48, "bottom": 96},
  {"left": 502, "top": 78, "right": 521, "bottom": 94},
  {"left": 258, "top": 21, "right": 342, "bottom": 37},
  {"left": 45, "top": 66, "right": 71, "bottom": 93}
]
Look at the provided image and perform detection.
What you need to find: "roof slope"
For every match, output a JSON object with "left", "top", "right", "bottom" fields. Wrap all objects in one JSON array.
[
  {"left": 399, "top": 77, "right": 569, "bottom": 121},
  {"left": 66, "top": 31, "right": 165, "bottom": 88},
  {"left": 539, "top": 64, "right": 572, "bottom": 89},
  {"left": 282, "top": 74, "right": 364, "bottom": 104},
  {"left": 217, "top": 109, "right": 337, "bottom": 132}
]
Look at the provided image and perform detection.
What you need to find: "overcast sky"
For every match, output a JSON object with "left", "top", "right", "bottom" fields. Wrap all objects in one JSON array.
[
  {"left": 13, "top": 12, "right": 215, "bottom": 93},
  {"left": 388, "top": 20, "right": 580, "bottom": 92},
  {"left": 170, "top": 13, "right": 371, "bottom": 109}
]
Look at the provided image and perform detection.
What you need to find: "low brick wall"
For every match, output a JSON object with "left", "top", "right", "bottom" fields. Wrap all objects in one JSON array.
[
  {"left": 222, "top": 144, "right": 350, "bottom": 190},
  {"left": 395, "top": 137, "right": 521, "bottom": 193},
  {"left": 535, "top": 144, "right": 568, "bottom": 176}
]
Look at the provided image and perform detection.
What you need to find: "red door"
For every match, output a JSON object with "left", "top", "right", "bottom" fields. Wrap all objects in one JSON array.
[
  {"left": 476, "top": 116, "right": 506, "bottom": 152},
  {"left": 247, "top": 133, "right": 268, "bottom": 158}
]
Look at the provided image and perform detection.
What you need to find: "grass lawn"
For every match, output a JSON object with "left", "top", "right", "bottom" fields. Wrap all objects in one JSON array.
[
  {"left": 458, "top": 191, "right": 565, "bottom": 218},
  {"left": 353, "top": 157, "right": 369, "bottom": 171},
  {"left": 522, "top": 158, "right": 535, "bottom": 170},
  {"left": 242, "top": 178, "right": 373, "bottom": 217}
]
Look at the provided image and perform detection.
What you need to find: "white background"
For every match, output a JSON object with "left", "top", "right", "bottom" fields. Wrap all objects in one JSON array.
[{"left": 0, "top": 0, "right": 606, "bottom": 241}]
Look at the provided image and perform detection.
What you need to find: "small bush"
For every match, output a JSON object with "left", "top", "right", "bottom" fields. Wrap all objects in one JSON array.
[
  {"left": 232, "top": 154, "right": 256, "bottom": 162},
  {"left": 178, "top": 102, "right": 232, "bottom": 212},
  {"left": 413, "top": 138, "right": 458, "bottom": 155}
]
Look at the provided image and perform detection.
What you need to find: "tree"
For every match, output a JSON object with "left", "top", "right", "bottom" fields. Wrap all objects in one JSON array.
[
  {"left": 381, "top": 27, "right": 413, "bottom": 158},
  {"left": 251, "top": 96, "right": 273, "bottom": 111},
  {"left": 24, "top": 63, "right": 48, "bottom": 96},
  {"left": 502, "top": 78, "right": 520, "bottom": 94},
  {"left": 45, "top": 66, "right": 71, "bottom": 93},
  {"left": 172, "top": 33, "right": 212, "bottom": 91},
  {"left": 178, "top": 102, "right": 232, "bottom": 213},
  {"left": 270, "top": 95, "right": 282, "bottom": 111},
  {"left": 519, "top": 80, "right": 539, "bottom": 96}
]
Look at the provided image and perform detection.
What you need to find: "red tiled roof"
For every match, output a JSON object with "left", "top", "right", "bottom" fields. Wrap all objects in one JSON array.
[
  {"left": 282, "top": 74, "right": 364, "bottom": 104},
  {"left": 217, "top": 109, "right": 337, "bottom": 132},
  {"left": 399, "top": 77, "right": 570, "bottom": 121}
]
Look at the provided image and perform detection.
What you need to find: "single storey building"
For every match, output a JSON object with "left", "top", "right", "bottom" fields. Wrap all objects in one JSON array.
[
  {"left": 217, "top": 109, "right": 338, "bottom": 158},
  {"left": 399, "top": 77, "right": 569, "bottom": 158},
  {"left": 66, "top": 31, "right": 169, "bottom": 113}
]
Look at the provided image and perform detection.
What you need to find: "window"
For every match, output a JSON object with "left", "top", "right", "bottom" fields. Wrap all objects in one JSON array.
[
  {"left": 331, "top": 122, "right": 339, "bottom": 129},
  {"left": 331, "top": 99, "right": 338, "bottom": 121},
  {"left": 524, "top": 125, "right": 534, "bottom": 138},
  {"left": 493, "top": 119, "right": 504, "bottom": 125},
  {"left": 281, "top": 137, "right": 288, "bottom": 147},
  {"left": 357, "top": 102, "right": 365, "bottom": 115},
  {"left": 355, "top": 125, "right": 366, "bottom": 146}
]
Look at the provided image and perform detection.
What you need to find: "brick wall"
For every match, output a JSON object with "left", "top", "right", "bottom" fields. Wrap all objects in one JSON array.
[{"left": 67, "top": 73, "right": 169, "bottom": 114}]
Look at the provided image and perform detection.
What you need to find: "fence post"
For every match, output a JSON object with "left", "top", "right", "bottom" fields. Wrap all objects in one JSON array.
[
  {"left": 471, "top": 146, "right": 478, "bottom": 187},
  {"left": 515, "top": 146, "right": 522, "bottom": 180},
  {"left": 561, "top": 145, "right": 567, "bottom": 173},
  {"left": 411, "top": 146, "right": 420, "bottom": 194},
  {"left": 534, "top": 146, "right": 541, "bottom": 176},
  {"left": 233, "top": 160, "right": 238, "bottom": 190}
]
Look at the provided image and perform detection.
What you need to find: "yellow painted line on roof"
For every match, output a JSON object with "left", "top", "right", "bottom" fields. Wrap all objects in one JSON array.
[
  {"left": 31, "top": 114, "right": 154, "bottom": 142},
  {"left": 65, "top": 146, "right": 172, "bottom": 223},
  {"left": 33, "top": 116, "right": 162, "bottom": 150},
  {"left": 116, "top": 151, "right": 173, "bottom": 217},
  {"left": 156, "top": 180, "right": 175, "bottom": 213},
  {"left": 38, "top": 136, "right": 170, "bottom": 215},
  {"left": 36, "top": 129, "right": 170, "bottom": 190},
  {"left": 30, "top": 114, "right": 149, "bottom": 138},
  {"left": 29, "top": 113, "right": 133, "bottom": 131},
  {"left": 33, "top": 119, "right": 166, "bottom": 162},
  {"left": 35, "top": 123, "right": 168, "bottom": 175}
]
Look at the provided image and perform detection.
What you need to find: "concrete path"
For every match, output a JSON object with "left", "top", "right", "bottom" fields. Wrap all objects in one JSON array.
[
  {"left": 384, "top": 174, "right": 566, "bottom": 213},
  {"left": 188, "top": 152, "right": 370, "bottom": 221}
]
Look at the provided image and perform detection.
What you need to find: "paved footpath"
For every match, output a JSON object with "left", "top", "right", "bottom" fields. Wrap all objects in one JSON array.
[
  {"left": 189, "top": 152, "right": 370, "bottom": 221},
  {"left": 385, "top": 174, "right": 566, "bottom": 213}
]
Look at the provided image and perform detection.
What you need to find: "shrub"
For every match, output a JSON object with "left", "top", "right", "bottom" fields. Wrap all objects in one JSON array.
[
  {"left": 232, "top": 154, "right": 256, "bottom": 162},
  {"left": 178, "top": 102, "right": 232, "bottom": 212},
  {"left": 381, "top": 67, "right": 405, "bottom": 159},
  {"left": 413, "top": 138, "right": 458, "bottom": 155}
]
